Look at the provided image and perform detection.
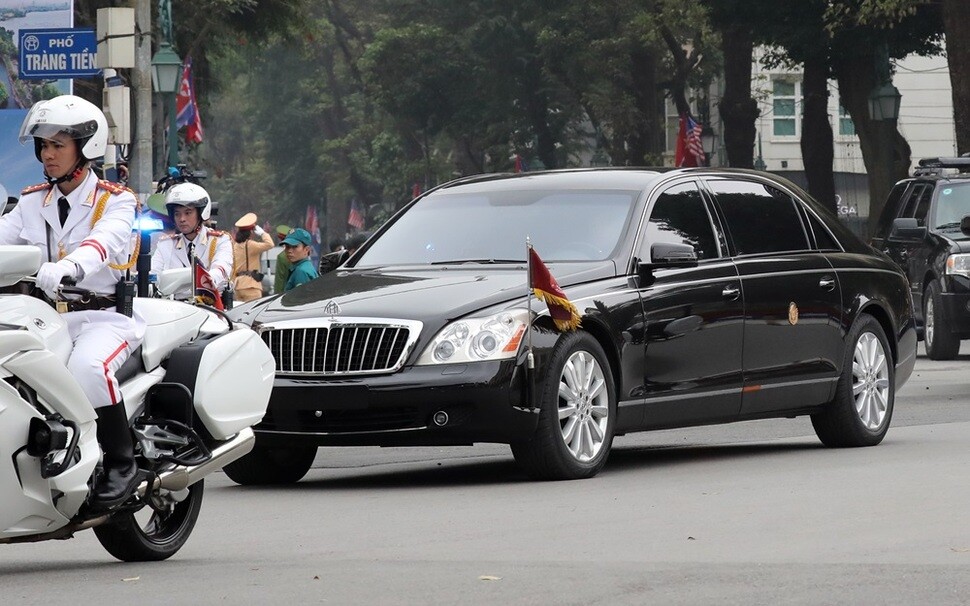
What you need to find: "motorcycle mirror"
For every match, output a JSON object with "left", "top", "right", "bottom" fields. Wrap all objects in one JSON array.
[
  {"left": 0, "top": 245, "right": 41, "bottom": 287},
  {"left": 156, "top": 267, "right": 193, "bottom": 297}
]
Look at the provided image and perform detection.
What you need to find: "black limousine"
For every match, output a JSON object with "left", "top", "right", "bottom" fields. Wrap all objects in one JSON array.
[{"left": 225, "top": 168, "right": 917, "bottom": 483}]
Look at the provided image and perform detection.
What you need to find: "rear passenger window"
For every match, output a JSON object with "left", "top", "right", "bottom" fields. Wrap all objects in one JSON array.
[
  {"left": 804, "top": 209, "right": 841, "bottom": 251},
  {"left": 707, "top": 179, "right": 811, "bottom": 255},
  {"left": 643, "top": 182, "right": 719, "bottom": 261}
]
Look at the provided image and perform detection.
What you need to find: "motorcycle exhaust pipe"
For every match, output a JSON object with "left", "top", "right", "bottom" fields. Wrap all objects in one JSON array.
[{"left": 138, "top": 427, "right": 255, "bottom": 496}]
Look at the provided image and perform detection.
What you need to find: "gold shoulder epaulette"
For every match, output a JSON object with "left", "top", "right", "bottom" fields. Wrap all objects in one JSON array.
[
  {"left": 21, "top": 183, "right": 51, "bottom": 195},
  {"left": 209, "top": 229, "right": 226, "bottom": 237},
  {"left": 97, "top": 180, "right": 133, "bottom": 195}
]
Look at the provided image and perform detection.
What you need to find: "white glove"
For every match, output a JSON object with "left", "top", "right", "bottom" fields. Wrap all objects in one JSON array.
[
  {"left": 36, "top": 260, "right": 78, "bottom": 298},
  {"left": 253, "top": 224, "right": 265, "bottom": 237}
]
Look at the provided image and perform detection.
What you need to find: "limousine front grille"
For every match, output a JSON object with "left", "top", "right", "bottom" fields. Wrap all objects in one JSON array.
[{"left": 261, "top": 320, "right": 422, "bottom": 376}]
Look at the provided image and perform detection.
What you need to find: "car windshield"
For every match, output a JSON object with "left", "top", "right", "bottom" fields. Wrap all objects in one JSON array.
[
  {"left": 933, "top": 182, "right": 970, "bottom": 229},
  {"left": 356, "top": 188, "right": 640, "bottom": 265}
]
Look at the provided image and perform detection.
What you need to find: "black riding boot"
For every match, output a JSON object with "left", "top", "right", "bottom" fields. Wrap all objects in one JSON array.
[{"left": 91, "top": 403, "right": 139, "bottom": 509}]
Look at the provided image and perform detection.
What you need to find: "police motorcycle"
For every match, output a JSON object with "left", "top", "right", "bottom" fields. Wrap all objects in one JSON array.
[{"left": 0, "top": 244, "right": 275, "bottom": 561}]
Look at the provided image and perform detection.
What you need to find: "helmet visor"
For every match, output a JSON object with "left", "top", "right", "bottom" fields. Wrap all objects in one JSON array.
[{"left": 18, "top": 120, "right": 98, "bottom": 144}]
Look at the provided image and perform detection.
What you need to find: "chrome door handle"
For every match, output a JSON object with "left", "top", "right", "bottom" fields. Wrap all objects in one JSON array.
[
  {"left": 819, "top": 276, "right": 836, "bottom": 291},
  {"left": 722, "top": 285, "right": 741, "bottom": 300}
]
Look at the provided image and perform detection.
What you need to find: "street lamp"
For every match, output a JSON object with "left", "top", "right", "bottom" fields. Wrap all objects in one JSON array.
[
  {"left": 701, "top": 126, "right": 716, "bottom": 167},
  {"left": 868, "top": 82, "right": 902, "bottom": 123},
  {"left": 151, "top": 42, "right": 182, "bottom": 170}
]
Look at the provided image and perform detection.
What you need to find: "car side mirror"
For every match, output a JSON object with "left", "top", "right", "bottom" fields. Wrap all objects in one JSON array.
[
  {"left": 319, "top": 249, "right": 349, "bottom": 275},
  {"left": 637, "top": 242, "right": 698, "bottom": 283},
  {"left": 961, "top": 215, "right": 970, "bottom": 235},
  {"left": 889, "top": 217, "right": 927, "bottom": 241}
]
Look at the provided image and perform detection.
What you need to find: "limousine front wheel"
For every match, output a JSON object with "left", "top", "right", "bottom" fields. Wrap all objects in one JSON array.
[
  {"left": 811, "top": 314, "right": 894, "bottom": 447},
  {"left": 511, "top": 332, "right": 616, "bottom": 480}
]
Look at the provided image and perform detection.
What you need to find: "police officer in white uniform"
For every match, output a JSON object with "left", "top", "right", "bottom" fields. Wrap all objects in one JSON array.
[
  {"left": 0, "top": 95, "right": 144, "bottom": 509},
  {"left": 149, "top": 183, "right": 233, "bottom": 301}
]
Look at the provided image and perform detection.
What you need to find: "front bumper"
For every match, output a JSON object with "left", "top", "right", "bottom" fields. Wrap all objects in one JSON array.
[
  {"left": 255, "top": 359, "right": 539, "bottom": 447},
  {"left": 941, "top": 291, "right": 970, "bottom": 336}
]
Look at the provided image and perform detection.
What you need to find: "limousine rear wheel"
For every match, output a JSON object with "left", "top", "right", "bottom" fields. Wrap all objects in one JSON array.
[
  {"left": 511, "top": 332, "right": 616, "bottom": 480},
  {"left": 223, "top": 442, "right": 317, "bottom": 485},
  {"left": 811, "top": 314, "right": 894, "bottom": 447}
]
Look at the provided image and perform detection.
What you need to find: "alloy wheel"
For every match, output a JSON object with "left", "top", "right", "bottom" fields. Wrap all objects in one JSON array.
[
  {"left": 925, "top": 297, "right": 935, "bottom": 348},
  {"left": 852, "top": 332, "right": 890, "bottom": 430},
  {"left": 557, "top": 350, "right": 609, "bottom": 461}
]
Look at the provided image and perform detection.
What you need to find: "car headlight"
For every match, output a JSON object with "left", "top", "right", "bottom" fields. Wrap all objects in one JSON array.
[
  {"left": 416, "top": 309, "right": 529, "bottom": 365},
  {"left": 946, "top": 254, "right": 970, "bottom": 278}
]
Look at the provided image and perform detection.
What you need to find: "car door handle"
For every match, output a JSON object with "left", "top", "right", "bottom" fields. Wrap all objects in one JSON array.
[
  {"left": 722, "top": 285, "right": 741, "bottom": 300},
  {"left": 819, "top": 276, "right": 836, "bottom": 291}
]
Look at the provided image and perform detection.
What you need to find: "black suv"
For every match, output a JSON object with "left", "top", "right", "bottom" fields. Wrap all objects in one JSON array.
[{"left": 871, "top": 157, "right": 970, "bottom": 359}]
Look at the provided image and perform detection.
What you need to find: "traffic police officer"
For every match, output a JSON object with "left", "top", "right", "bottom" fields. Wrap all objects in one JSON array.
[
  {"left": 0, "top": 94, "right": 144, "bottom": 509},
  {"left": 150, "top": 183, "right": 233, "bottom": 301}
]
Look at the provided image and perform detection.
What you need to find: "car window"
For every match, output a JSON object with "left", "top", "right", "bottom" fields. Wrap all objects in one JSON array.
[
  {"left": 911, "top": 185, "right": 933, "bottom": 226},
  {"left": 640, "top": 182, "right": 719, "bottom": 261},
  {"left": 932, "top": 182, "right": 970, "bottom": 229},
  {"left": 707, "top": 179, "right": 811, "bottom": 255},
  {"left": 356, "top": 189, "right": 639, "bottom": 265},
  {"left": 803, "top": 208, "right": 842, "bottom": 251},
  {"left": 900, "top": 183, "right": 929, "bottom": 223}
]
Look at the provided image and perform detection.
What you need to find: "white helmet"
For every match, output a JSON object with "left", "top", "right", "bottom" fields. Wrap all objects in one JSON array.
[
  {"left": 18, "top": 95, "right": 108, "bottom": 161},
  {"left": 165, "top": 182, "right": 212, "bottom": 221}
]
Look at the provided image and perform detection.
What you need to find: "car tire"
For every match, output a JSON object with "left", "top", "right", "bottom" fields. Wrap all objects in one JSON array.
[
  {"left": 924, "top": 281, "right": 961, "bottom": 360},
  {"left": 510, "top": 331, "right": 616, "bottom": 480},
  {"left": 811, "top": 314, "right": 894, "bottom": 447},
  {"left": 222, "top": 442, "right": 317, "bottom": 485}
]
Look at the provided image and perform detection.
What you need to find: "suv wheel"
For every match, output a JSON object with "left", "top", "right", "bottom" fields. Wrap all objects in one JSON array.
[
  {"left": 924, "top": 282, "right": 961, "bottom": 360},
  {"left": 811, "top": 314, "right": 894, "bottom": 447}
]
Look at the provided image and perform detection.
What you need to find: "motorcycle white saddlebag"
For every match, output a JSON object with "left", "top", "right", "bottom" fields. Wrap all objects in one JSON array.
[{"left": 164, "top": 328, "right": 274, "bottom": 440}]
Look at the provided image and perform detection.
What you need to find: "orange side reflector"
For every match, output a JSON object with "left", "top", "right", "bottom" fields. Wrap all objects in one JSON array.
[
  {"left": 742, "top": 385, "right": 761, "bottom": 393},
  {"left": 503, "top": 324, "right": 526, "bottom": 353}
]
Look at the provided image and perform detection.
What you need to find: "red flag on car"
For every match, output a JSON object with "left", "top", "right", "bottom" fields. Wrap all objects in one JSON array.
[
  {"left": 528, "top": 246, "right": 580, "bottom": 331},
  {"left": 194, "top": 260, "right": 224, "bottom": 310}
]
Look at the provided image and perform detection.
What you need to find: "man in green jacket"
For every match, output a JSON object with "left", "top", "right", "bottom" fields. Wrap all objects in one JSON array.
[{"left": 282, "top": 228, "right": 320, "bottom": 291}]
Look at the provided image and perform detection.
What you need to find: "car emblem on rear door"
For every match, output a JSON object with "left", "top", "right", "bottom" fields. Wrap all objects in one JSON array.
[
  {"left": 324, "top": 300, "right": 340, "bottom": 317},
  {"left": 788, "top": 302, "right": 799, "bottom": 325}
]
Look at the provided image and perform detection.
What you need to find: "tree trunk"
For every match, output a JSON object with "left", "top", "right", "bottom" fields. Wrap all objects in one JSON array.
[
  {"left": 718, "top": 22, "right": 758, "bottom": 168},
  {"left": 834, "top": 52, "right": 911, "bottom": 238},
  {"left": 628, "top": 47, "right": 662, "bottom": 165},
  {"left": 944, "top": 0, "right": 970, "bottom": 155},
  {"left": 800, "top": 57, "right": 837, "bottom": 214}
]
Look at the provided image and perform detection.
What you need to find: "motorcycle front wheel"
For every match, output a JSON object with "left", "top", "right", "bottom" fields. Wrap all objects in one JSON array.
[{"left": 94, "top": 480, "right": 204, "bottom": 562}]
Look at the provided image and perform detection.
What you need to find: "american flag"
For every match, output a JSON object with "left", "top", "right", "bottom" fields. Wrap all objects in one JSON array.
[
  {"left": 176, "top": 57, "right": 204, "bottom": 144},
  {"left": 347, "top": 199, "right": 365, "bottom": 230},
  {"left": 675, "top": 114, "right": 706, "bottom": 167}
]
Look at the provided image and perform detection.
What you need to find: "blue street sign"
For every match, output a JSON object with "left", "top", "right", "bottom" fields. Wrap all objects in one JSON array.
[{"left": 19, "top": 28, "right": 100, "bottom": 80}]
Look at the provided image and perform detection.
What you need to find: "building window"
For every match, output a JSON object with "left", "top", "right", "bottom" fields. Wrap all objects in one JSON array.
[
  {"left": 772, "top": 80, "right": 798, "bottom": 137},
  {"left": 838, "top": 103, "right": 855, "bottom": 136}
]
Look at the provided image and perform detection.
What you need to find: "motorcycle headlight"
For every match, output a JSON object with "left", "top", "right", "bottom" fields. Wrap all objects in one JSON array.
[
  {"left": 416, "top": 309, "right": 529, "bottom": 365},
  {"left": 946, "top": 253, "right": 970, "bottom": 278}
]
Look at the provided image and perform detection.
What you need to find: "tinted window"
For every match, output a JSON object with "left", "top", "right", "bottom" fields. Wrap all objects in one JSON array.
[
  {"left": 911, "top": 185, "right": 933, "bottom": 226},
  {"left": 357, "top": 189, "right": 639, "bottom": 265},
  {"left": 804, "top": 209, "right": 841, "bottom": 251},
  {"left": 642, "top": 182, "right": 719, "bottom": 261},
  {"left": 708, "top": 179, "right": 810, "bottom": 255},
  {"left": 932, "top": 182, "right": 970, "bottom": 229}
]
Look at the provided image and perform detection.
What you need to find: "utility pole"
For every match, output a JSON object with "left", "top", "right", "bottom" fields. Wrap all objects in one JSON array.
[{"left": 130, "top": 0, "right": 153, "bottom": 199}]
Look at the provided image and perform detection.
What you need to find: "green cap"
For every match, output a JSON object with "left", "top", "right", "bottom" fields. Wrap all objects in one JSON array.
[
  {"left": 146, "top": 192, "right": 168, "bottom": 218},
  {"left": 276, "top": 224, "right": 292, "bottom": 236}
]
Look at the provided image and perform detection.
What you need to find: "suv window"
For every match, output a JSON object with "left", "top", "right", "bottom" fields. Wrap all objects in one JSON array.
[
  {"left": 707, "top": 179, "right": 810, "bottom": 255},
  {"left": 642, "top": 182, "right": 719, "bottom": 261},
  {"left": 932, "top": 182, "right": 970, "bottom": 229},
  {"left": 901, "top": 183, "right": 932, "bottom": 226}
]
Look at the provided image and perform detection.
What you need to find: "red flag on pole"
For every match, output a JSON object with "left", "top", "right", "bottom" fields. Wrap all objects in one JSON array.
[
  {"left": 194, "top": 261, "right": 224, "bottom": 310},
  {"left": 412, "top": 182, "right": 421, "bottom": 198},
  {"left": 528, "top": 247, "right": 580, "bottom": 331},
  {"left": 513, "top": 154, "right": 524, "bottom": 173},
  {"left": 176, "top": 56, "right": 204, "bottom": 144}
]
